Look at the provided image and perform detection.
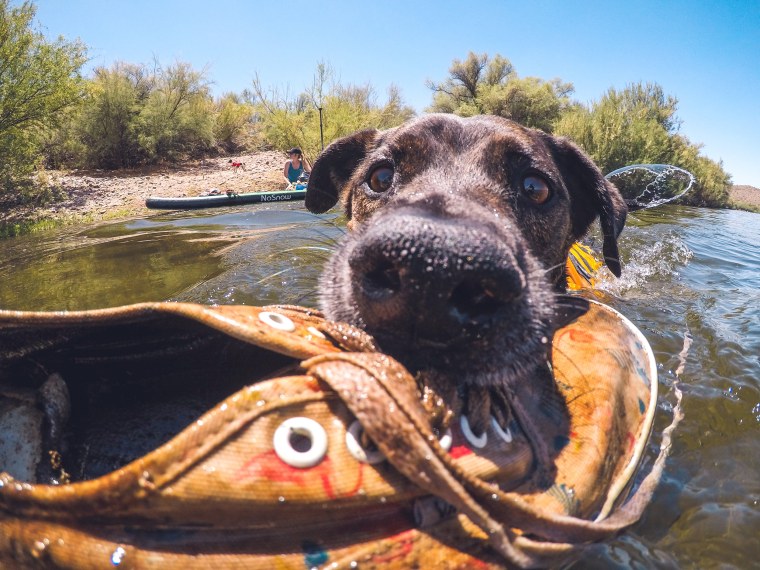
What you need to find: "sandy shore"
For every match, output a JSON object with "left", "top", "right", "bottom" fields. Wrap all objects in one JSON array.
[
  {"left": 1, "top": 151, "right": 288, "bottom": 228},
  {"left": 2, "top": 153, "right": 759, "bottom": 230}
]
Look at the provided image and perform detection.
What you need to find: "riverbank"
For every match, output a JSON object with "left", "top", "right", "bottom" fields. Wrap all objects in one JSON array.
[
  {"left": 0, "top": 151, "right": 287, "bottom": 236},
  {"left": 2, "top": 152, "right": 759, "bottom": 236}
]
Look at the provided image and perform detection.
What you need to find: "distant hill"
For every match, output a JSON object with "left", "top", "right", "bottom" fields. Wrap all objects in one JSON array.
[{"left": 729, "top": 185, "right": 760, "bottom": 212}]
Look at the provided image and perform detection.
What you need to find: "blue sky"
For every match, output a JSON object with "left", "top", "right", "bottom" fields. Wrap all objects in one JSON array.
[{"left": 29, "top": 0, "right": 760, "bottom": 186}]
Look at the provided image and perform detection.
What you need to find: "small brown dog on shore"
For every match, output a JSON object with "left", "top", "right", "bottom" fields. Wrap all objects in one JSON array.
[{"left": 305, "top": 114, "right": 627, "bottom": 482}]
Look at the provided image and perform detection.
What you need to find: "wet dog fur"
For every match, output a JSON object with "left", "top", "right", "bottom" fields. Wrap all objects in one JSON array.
[{"left": 305, "top": 114, "right": 627, "bottom": 484}]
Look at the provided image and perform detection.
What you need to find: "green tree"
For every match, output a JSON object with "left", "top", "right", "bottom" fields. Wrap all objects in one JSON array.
[
  {"left": 0, "top": 0, "right": 87, "bottom": 196},
  {"left": 427, "top": 52, "right": 574, "bottom": 131}
]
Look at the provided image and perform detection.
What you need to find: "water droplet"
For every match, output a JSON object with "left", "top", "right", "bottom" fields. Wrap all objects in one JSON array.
[
  {"left": 220, "top": 403, "right": 228, "bottom": 412},
  {"left": 350, "top": 561, "right": 359, "bottom": 568},
  {"left": 491, "top": 493, "right": 499, "bottom": 501},
  {"left": 379, "top": 496, "right": 387, "bottom": 503},
  {"left": 111, "top": 546, "right": 126, "bottom": 566},
  {"left": 256, "top": 399, "right": 266, "bottom": 407},
  {"left": 541, "top": 336, "right": 548, "bottom": 344},
  {"left": 278, "top": 496, "right": 286, "bottom": 503}
]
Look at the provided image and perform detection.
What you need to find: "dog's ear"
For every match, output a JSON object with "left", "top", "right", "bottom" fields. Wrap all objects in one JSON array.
[
  {"left": 305, "top": 129, "right": 379, "bottom": 214},
  {"left": 544, "top": 135, "right": 628, "bottom": 277}
]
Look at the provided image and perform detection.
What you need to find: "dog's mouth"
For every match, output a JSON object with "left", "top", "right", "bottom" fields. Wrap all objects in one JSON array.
[{"left": 363, "top": 294, "right": 589, "bottom": 389}]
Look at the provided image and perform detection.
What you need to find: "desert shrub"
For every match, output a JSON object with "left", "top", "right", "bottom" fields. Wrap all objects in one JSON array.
[
  {"left": 70, "top": 61, "right": 215, "bottom": 168},
  {"left": 213, "top": 93, "right": 256, "bottom": 152},
  {"left": 427, "top": 52, "right": 575, "bottom": 131},
  {"left": 76, "top": 63, "right": 148, "bottom": 168},
  {"left": 554, "top": 85, "right": 676, "bottom": 172},
  {"left": 132, "top": 62, "right": 215, "bottom": 162},
  {"left": 248, "top": 62, "right": 415, "bottom": 161},
  {"left": 669, "top": 135, "right": 731, "bottom": 207},
  {"left": 554, "top": 82, "right": 731, "bottom": 207}
]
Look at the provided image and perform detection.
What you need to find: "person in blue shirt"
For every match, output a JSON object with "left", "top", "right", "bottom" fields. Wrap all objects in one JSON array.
[{"left": 283, "top": 147, "right": 311, "bottom": 186}]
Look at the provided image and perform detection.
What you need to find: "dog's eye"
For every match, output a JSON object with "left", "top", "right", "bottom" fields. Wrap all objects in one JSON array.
[
  {"left": 368, "top": 166, "right": 394, "bottom": 193},
  {"left": 522, "top": 175, "right": 551, "bottom": 204}
]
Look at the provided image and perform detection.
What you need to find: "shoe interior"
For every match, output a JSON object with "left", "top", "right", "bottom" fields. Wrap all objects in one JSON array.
[{"left": 0, "top": 315, "right": 298, "bottom": 484}]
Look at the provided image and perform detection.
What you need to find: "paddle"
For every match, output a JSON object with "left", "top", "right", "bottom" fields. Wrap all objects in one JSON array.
[{"left": 604, "top": 164, "right": 695, "bottom": 211}]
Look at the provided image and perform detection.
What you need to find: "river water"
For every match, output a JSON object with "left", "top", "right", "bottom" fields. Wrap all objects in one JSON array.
[{"left": 0, "top": 203, "right": 758, "bottom": 568}]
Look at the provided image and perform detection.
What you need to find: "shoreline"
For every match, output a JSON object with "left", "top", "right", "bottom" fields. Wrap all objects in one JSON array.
[
  {"left": 0, "top": 151, "right": 288, "bottom": 235},
  {"left": 2, "top": 152, "right": 759, "bottom": 236}
]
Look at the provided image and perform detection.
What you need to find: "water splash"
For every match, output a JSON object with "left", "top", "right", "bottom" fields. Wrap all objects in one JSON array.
[
  {"left": 597, "top": 231, "right": 694, "bottom": 295},
  {"left": 605, "top": 164, "right": 695, "bottom": 210}
]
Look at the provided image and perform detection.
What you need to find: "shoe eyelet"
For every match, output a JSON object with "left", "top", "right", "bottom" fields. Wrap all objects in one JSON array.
[
  {"left": 345, "top": 420, "right": 385, "bottom": 464},
  {"left": 490, "top": 416, "right": 513, "bottom": 443},
  {"left": 273, "top": 417, "right": 328, "bottom": 468},
  {"left": 438, "top": 428, "right": 453, "bottom": 451},
  {"left": 259, "top": 311, "right": 296, "bottom": 332},
  {"left": 460, "top": 415, "right": 487, "bottom": 448}
]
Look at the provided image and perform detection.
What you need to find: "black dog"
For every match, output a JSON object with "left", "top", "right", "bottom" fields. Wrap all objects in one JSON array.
[{"left": 305, "top": 114, "right": 627, "bottom": 481}]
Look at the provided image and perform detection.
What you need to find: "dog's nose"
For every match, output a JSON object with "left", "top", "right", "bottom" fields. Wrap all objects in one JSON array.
[{"left": 349, "top": 215, "right": 526, "bottom": 344}]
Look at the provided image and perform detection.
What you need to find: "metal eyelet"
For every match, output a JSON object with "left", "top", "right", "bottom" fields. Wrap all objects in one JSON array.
[
  {"left": 273, "top": 417, "right": 328, "bottom": 468},
  {"left": 345, "top": 420, "right": 385, "bottom": 464},
  {"left": 460, "top": 415, "right": 487, "bottom": 448},
  {"left": 259, "top": 311, "right": 296, "bottom": 332},
  {"left": 438, "top": 428, "right": 453, "bottom": 451},
  {"left": 490, "top": 416, "right": 513, "bottom": 443}
]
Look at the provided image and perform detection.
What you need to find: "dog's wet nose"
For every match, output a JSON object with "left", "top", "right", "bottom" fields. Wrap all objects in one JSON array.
[{"left": 350, "top": 216, "right": 526, "bottom": 343}]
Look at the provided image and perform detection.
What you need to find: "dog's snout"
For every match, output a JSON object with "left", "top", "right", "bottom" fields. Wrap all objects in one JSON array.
[{"left": 349, "top": 215, "right": 526, "bottom": 344}]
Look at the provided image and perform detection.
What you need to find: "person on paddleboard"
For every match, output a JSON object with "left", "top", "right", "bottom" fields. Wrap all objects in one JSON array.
[{"left": 283, "top": 147, "right": 311, "bottom": 187}]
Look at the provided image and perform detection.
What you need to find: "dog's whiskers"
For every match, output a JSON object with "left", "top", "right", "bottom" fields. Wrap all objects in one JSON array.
[
  {"left": 542, "top": 261, "right": 567, "bottom": 276},
  {"left": 277, "top": 245, "right": 333, "bottom": 255},
  {"left": 254, "top": 267, "right": 295, "bottom": 285}
]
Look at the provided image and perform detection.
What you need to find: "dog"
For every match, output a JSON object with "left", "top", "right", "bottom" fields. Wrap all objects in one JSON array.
[
  {"left": 228, "top": 159, "right": 246, "bottom": 171},
  {"left": 305, "top": 114, "right": 627, "bottom": 482}
]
